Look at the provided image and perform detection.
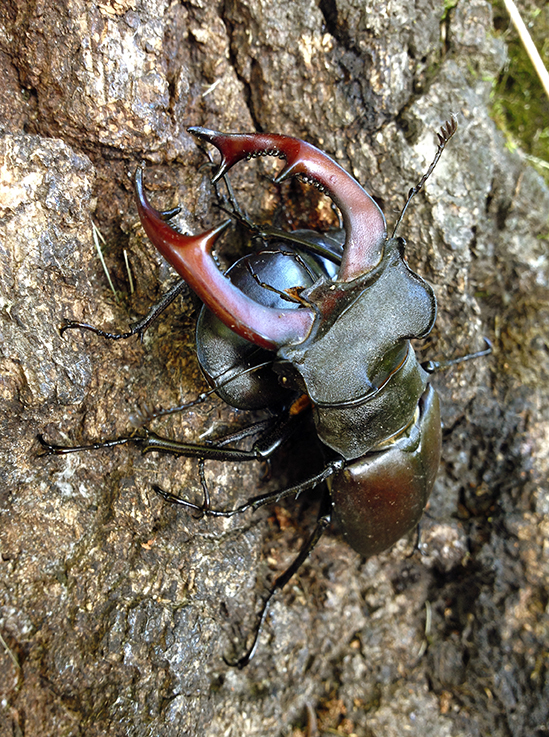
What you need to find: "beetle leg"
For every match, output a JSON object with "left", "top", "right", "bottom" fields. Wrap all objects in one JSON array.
[
  {"left": 422, "top": 337, "right": 492, "bottom": 373},
  {"left": 212, "top": 171, "right": 260, "bottom": 234},
  {"left": 224, "top": 490, "right": 333, "bottom": 668},
  {"left": 38, "top": 398, "right": 314, "bottom": 474},
  {"left": 153, "top": 461, "right": 342, "bottom": 519},
  {"left": 188, "top": 127, "right": 387, "bottom": 280},
  {"left": 61, "top": 200, "right": 187, "bottom": 341},
  {"left": 37, "top": 429, "right": 261, "bottom": 462},
  {"left": 37, "top": 433, "right": 135, "bottom": 455},
  {"left": 153, "top": 418, "right": 276, "bottom": 515},
  {"left": 60, "top": 278, "right": 188, "bottom": 342},
  {"left": 405, "top": 520, "right": 426, "bottom": 559}
]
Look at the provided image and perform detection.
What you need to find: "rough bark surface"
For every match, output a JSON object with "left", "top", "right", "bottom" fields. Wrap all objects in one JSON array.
[{"left": 1, "top": 1, "right": 548, "bottom": 736}]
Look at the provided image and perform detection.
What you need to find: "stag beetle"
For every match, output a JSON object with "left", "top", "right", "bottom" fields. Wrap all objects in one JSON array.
[{"left": 39, "top": 118, "right": 491, "bottom": 666}]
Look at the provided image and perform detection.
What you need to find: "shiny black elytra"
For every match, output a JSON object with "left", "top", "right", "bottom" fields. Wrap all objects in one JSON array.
[{"left": 39, "top": 119, "right": 491, "bottom": 667}]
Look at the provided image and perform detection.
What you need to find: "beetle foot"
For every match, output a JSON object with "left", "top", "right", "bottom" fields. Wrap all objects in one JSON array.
[
  {"left": 152, "top": 484, "right": 203, "bottom": 511},
  {"left": 36, "top": 434, "right": 62, "bottom": 456},
  {"left": 222, "top": 651, "right": 252, "bottom": 670},
  {"left": 222, "top": 601, "right": 270, "bottom": 669},
  {"left": 37, "top": 433, "right": 134, "bottom": 456},
  {"left": 59, "top": 319, "right": 135, "bottom": 341},
  {"left": 153, "top": 484, "right": 222, "bottom": 519}
]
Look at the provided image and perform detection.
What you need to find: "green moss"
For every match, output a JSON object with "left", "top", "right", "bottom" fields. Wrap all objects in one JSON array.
[
  {"left": 442, "top": 0, "right": 459, "bottom": 22},
  {"left": 490, "top": 1, "right": 549, "bottom": 182}
]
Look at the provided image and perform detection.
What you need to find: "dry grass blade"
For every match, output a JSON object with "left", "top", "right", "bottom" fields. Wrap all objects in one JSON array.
[{"left": 503, "top": 0, "right": 549, "bottom": 100}]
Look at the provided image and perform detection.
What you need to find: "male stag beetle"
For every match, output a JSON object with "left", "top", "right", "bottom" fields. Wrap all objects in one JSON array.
[{"left": 39, "top": 118, "right": 491, "bottom": 667}]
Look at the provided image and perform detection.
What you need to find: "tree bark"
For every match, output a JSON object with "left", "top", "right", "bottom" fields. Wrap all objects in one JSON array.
[{"left": 0, "top": 1, "right": 548, "bottom": 735}]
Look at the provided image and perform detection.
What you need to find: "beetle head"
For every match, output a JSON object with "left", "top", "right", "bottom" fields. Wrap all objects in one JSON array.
[{"left": 134, "top": 128, "right": 439, "bottom": 354}]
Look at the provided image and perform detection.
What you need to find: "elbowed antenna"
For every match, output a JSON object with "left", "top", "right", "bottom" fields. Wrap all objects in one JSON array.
[
  {"left": 188, "top": 127, "right": 388, "bottom": 281},
  {"left": 391, "top": 117, "right": 458, "bottom": 238}
]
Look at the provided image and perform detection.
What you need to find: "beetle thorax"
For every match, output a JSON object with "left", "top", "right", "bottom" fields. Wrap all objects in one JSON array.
[{"left": 278, "top": 239, "right": 437, "bottom": 459}]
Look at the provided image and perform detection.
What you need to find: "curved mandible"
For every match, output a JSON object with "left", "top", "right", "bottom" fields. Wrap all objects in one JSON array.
[
  {"left": 134, "top": 167, "right": 316, "bottom": 350},
  {"left": 188, "top": 127, "right": 388, "bottom": 281}
]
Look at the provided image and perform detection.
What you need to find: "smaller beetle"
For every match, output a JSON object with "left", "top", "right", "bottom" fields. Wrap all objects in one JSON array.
[{"left": 40, "top": 119, "right": 490, "bottom": 666}]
